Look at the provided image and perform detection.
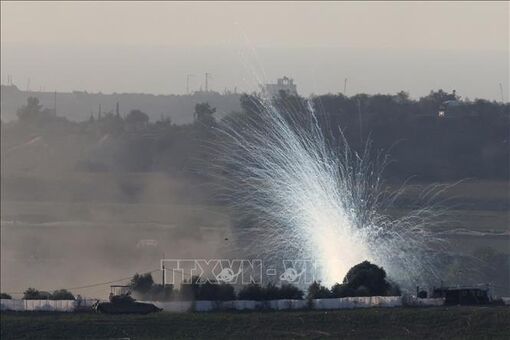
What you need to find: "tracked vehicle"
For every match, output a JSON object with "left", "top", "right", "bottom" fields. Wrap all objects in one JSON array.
[{"left": 94, "top": 285, "right": 162, "bottom": 314}]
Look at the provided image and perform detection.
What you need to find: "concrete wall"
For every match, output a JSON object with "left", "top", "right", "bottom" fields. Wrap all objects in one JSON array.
[
  {"left": 144, "top": 296, "right": 406, "bottom": 312},
  {"left": 2, "top": 296, "right": 446, "bottom": 313},
  {"left": 1, "top": 299, "right": 97, "bottom": 312}
]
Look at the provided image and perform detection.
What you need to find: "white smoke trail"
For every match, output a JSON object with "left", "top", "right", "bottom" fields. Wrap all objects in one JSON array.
[{"left": 213, "top": 93, "right": 449, "bottom": 288}]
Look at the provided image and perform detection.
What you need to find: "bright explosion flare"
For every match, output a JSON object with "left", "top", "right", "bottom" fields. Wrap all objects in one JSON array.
[{"left": 215, "top": 94, "right": 448, "bottom": 288}]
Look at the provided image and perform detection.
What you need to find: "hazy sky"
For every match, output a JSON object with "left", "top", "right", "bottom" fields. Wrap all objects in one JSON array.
[{"left": 1, "top": 1, "right": 509, "bottom": 99}]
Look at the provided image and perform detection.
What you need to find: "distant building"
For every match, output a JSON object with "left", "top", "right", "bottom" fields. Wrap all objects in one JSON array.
[
  {"left": 263, "top": 76, "right": 298, "bottom": 98},
  {"left": 432, "top": 286, "right": 490, "bottom": 305}
]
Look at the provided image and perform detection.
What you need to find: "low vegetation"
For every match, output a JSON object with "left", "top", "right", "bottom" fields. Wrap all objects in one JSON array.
[
  {"left": 22, "top": 288, "right": 75, "bottom": 300},
  {"left": 2, "top": 307, "right": 509, "bottom": 339},
  {"left": 128, "top": 261, "right": 398, "bottom": 302}
]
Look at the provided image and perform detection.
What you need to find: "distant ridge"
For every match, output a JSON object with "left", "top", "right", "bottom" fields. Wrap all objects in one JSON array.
[{"left": 0, "top": 85, "right": 241, "bottom": 124}]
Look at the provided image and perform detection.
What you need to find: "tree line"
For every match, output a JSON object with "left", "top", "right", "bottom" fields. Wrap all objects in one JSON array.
[
  {"left": 0, "top": 261, "right": 398, "bottom": 301},
  {"left": 3, "top": 89, "right": 509, "bottom": 180}
]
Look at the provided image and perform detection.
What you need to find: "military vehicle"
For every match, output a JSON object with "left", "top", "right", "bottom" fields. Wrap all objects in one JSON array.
[{"left": 94, "top": 285, "right": 162, "bottom": 314}]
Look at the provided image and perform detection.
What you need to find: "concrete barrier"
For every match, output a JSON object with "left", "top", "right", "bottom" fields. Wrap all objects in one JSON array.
[
  {"left": 149, "top": 301, "right": 193, "bottom": 312},
  {"left": 1, "top": 296, "right": 413, "bottom": 313},
  {"left": 1, "top": 299, "right": 78, "bottom": 312},
  {"left": 403, "top": 296, "right": 444, "bottom": 307}
]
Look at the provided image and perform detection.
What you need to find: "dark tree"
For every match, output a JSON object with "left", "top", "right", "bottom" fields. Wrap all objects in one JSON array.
[
  {"left": 125, "top": 109, "right": 149, "bottom": 126},
  {"left": 343, "top": 261, "right": 390, "bottom": 296},
  {"left": 237, "top": 283, "right": 265, "bottom": 301},
  {"left": 51, "top": 289, "right": 75, "bottom": 300},
  {"left": 278, "top": 284, "right": 304, "bottom": 299},
  {"left": 194, "top": 103, "right": 216, "bottom": 127},
  {"left": 0, "top": 293, "right": 12, "bottom": 299},
  {"left": 16, "top": 97, "right": 55, "bottom": 124},
  {"left": 306, "top": 281, "right": 332, "bottom": 299},
  {"left": 23, "top": 288, "right": 49, "bottom": 300},
  {"left": 130, "top": 273, "right": 154, "bottom": 295}
]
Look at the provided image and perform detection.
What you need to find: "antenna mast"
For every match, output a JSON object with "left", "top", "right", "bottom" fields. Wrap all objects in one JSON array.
[{"left": 205, "top": 72, "right": 211, "bottom": 92}]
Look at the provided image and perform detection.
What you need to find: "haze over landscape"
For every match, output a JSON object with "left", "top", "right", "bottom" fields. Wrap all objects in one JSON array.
[
  {"left": 1, "top": 1, "right": 508, "bottom": 100},
  {"left": 0, "top": 3, "right": 509, "bottom": 337}
]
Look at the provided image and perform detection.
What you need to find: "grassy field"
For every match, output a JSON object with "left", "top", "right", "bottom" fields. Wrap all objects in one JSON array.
[{"left": 1, "top": 307, "right": 510, "bottom": 339}]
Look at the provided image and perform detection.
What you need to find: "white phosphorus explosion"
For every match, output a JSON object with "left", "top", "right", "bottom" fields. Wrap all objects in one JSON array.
[{"left": 214, "top": 93, "right": 450, "bottom": 288}]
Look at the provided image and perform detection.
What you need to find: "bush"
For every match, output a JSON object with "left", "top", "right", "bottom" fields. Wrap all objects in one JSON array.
[
  {"left": 278, "top": 284, "right": 304, "bottom": 300},
  {"left": 331, "top": 283, "right": 355, "bottom": 298},
  {"left": 418, "top": 290, "right": 428, "bottom": 299},
  {"left": 216, "top": 283, "right": 236, "bottom": 301},
  {"left": 0, "top": 293, "right": 12, "bottom": 299},
  {"left": 238, "top": 283, "right": 265, "bottom": 301},
  {"left": 147, "top": 284, "right": 174, "bottom": 301},
  {"left": 307, "top": 281, "right": 332, "bottom": 299},
  {"left": 51, "top": 289, "right": 75, "bottom": 300},
  {"left": 130, "top": 273, "right": 154, "bottom": 295},
  {"left": 386, "top": 282, "right": 401, "bottom": 296},
  {"left": 179, "top": 276, "right": 201, "bottom": 300},
  {"left": 355, "top": 285, "right": 371, "bottom": 297},
  {"left": 23, "top": 288, "right": 50, "bottom": 300},
  {"left": 196, "top": 282, "right": 236, "bottom": 301},
  {"left": 263, "top": 283, "right": 281, "bottom": 300}
]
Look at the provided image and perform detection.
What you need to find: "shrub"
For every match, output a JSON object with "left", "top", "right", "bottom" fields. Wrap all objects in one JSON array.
[
  {"left": 278, "top": 284, "right": 304, "bottom": 300},
  {"left": 418, "top": 290, "right": 428, "bottom": 299},
  {"left": 179, "top": 276, "right": 201, "bottom": 300},
  {"left": 0, "top": 293, "right": 12, "bottom": 299},
  {"left": 196, "top": 282, "right": 219, "bottom": 300},
  {"left": 216, "top": 283, "right": 236, "bottom": 301},
  {"left": 263, "top": 283, "right": 281, "bottom": 300},
  {"left": 238, "top": 283, "right": 265, "bottom": 301},
  {"left": 355, "top": 285, "right": 371, "bottom": 297},
  {"left": 331, "top": 283, "right": 355, "bottom": 298},
  {"left": 195, "top": 282, "right": 236, "bottom": 301},
  {"left": 130, "top": 273, "right": 154, "bottom": 295},
  {"left": 306, "top": 281, "right": 332, "bottom": 299},
  {"left": 147, "top": 284, "right": 174, "bottom": 301},
  {"left": 385, "top": 282, "right": 401, "bottom": 296},
  {"left": 23, "top": 288, "right": 50, "bottom": 300}
]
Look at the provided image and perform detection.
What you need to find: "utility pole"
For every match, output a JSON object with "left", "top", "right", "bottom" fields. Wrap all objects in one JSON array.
[
  {"left": 344, "top": 78, "right": 348, "bottom": 95},
  {"left": 499, "top": 83, "right": 505, "bottom": 102},
  {"left": 186, "top": 74, "right": 195, "bottom": 94},
  {"left": 26, "top": 78, "right": 31, "bottom": 92},
  {"left": 205, "top": 72, "right": 211, "bottom": 92},
  {"left": 162, "top": 263, "right": 166, "bottom": 287}
]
